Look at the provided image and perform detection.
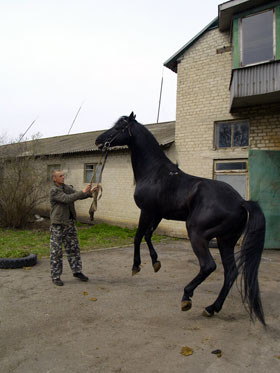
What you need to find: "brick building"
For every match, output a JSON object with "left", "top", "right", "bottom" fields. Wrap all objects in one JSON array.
[{"left": 164, "top": 0, "right": 280, "bottom": 247}]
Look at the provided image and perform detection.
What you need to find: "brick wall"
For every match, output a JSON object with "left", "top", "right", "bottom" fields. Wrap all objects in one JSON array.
[
  {"left": 248, "top": 106, "right": 280, "bottom": 149},
  {"left": 175, "top": 27, "right": 280, "bottom": 183}
]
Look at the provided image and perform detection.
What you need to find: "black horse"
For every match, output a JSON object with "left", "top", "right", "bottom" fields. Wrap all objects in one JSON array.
[{"left": 96, "top": 112, "right": 266, "bottom": 325}]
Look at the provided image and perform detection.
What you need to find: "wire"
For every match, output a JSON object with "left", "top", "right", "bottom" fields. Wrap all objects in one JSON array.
[
  {"left": 68, "top": 102, "right": 84, "bottom": 135},
  {"left": 19, "top": 117, "right": 38, "bottom": 142}
]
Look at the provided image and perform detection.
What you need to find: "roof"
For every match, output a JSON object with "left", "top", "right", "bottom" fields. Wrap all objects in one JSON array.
[
  {"left": 0, "top": 121, "right": 175, "bottom": 158},
  {"left": 164, "top": 17, "right": 218, "bottom": 73},
  {"left": 219, "top": 0, "right": 269, "bottom": 31},
  {"left": 164, "top": 0, "right": 269, "bottom": 72}
]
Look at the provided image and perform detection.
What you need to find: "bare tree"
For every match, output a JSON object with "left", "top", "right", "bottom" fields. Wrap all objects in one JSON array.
[
  {"left": 0, "top": 138, "right": 48, "bottom": 228},
  {"left": 0, "top": 133, "right": 8, "bottom": 145}
]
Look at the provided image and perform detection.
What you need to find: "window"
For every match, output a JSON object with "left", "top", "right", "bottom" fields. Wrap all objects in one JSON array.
[
  {"left": 215, "top": 162, "right": 247, "bottom": 171},
  {"left": 232, "top": 7, "right": 280, "bottom": 68},
  {"left": 84, "top": 163, "right": 103, "bottom": 183},
  {"left": 215, "top": 121, "right": 249, "bottom": 148},
  {"left": 241, "top": 10, "right": 274, "bottom": 66},
  {"left": 48, "top": 164, "right": 61, "bottom": 181},
  {"left": 214, "top": 160, "right": 248, "bottom": 199}
]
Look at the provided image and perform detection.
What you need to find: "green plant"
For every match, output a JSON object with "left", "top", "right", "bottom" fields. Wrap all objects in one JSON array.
[
  {"left": 0, "top": 140, "right": 48, "bottom": 228},
  {"left": 0, "top": 223, "right": 168, "bottom": 258}
]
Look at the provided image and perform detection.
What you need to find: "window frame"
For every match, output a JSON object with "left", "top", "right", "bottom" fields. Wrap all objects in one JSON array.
[
  {"left": 214, "top": 159, "right": 249, "bottom": 199},
  {"left": 84, "top": 163, "right": 103, "bottom": 184},
  {"left": 214, "top": 120, "right": 249, "bottom": 149},
  {"left": 233, "top": 5, "right": 280, "bottom": 68},
  {"left": 240, "top": 9, "right": 275, "bottom": 67},
  {"left": 214, "top": 160, "right": 248, "bottom": 174}
]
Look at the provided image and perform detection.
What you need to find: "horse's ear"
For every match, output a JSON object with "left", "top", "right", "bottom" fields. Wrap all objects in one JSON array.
[{"left": 129, "top": 112, "right": 136, "bottom": 120}]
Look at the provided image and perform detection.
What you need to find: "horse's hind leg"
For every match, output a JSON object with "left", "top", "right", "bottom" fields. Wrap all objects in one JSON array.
[
  {"left": 182, "top": 230, "right": 216, "bottom": 312},
  {"left": 144, "top": 217, "right": 162, "bottom": 272},
  {"left": 203, "top": 236, "right": 239, "bottom": 317}
]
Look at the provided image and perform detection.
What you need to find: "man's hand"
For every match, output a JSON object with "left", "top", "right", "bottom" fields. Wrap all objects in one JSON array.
[
  {"left": 83, "top": 184, "right": 92, "bottom": 193},
  {"left": 91, "top": 185, "right": 100, "bottom": 193}
]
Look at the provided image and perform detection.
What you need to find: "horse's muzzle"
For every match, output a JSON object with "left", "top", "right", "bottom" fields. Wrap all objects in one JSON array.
[{"left": 96, "top": 143, "right": 104, "bottom": 150}]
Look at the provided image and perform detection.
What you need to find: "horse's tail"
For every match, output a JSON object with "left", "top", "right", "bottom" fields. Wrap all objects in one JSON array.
[{"left": 237, "top": 200, "right": 266, "bottom": 326}]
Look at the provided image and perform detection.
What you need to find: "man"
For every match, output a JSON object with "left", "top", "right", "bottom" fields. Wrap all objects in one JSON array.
[{"left": 49, "top": 170, "right": 98, "bottom": 286}]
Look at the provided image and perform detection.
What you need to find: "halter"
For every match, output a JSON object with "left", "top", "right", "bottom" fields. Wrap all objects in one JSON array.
[
  {"left": 103, "top": 119, "right": 132, "bottom": 150},
  {"left": 90, "top": 119, "right": 132, "bottom": 187}
]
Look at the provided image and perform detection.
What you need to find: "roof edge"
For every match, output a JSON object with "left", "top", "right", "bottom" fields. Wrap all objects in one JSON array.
[
  {"left": 164, "top": 17, "right": 218, "bottom": 73},
  {"left": 0, "top": 120, "right": 176, "bottom": 158}
]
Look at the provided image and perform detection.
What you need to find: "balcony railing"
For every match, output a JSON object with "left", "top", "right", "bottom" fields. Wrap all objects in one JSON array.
[{"left": 230, "top": 61, "right": 280, "bottom": 111}]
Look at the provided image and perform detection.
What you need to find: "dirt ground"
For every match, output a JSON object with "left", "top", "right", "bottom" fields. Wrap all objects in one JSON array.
[{"left": 0, "top": 239, "right": 280, "bottom": 373}]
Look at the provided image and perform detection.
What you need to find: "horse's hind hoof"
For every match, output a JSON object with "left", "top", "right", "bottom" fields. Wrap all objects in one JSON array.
[
  {"left": 181, "top": 300, "right": 192, "bottom": 311},
  {"left": 202, "top": 309, "right": 214, "bottom": 317},
  {"left": 132, "top": 266, "right": 141, "bottom": 276},
  {"left": 153, "top": 261, "right": 161, "bottom": 273}
]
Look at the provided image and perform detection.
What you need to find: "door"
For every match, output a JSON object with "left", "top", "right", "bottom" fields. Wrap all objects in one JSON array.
[
  {"left": 249, "top": 150, "right": 280, "bottom": 249},
  {"left": 214, "top": 160, "right": 248, "bottom": 199}
]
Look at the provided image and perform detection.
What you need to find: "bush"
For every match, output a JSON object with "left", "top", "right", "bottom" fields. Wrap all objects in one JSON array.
[{"left": 0, "top": 141, "right": 48, "bottom": 228}]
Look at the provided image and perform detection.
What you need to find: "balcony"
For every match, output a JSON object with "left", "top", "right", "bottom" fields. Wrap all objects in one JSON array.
[{"left": 230, "top": 61, "right": 280, "bottom": 112}]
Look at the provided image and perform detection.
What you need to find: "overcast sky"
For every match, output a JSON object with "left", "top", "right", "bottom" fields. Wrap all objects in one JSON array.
[{"left": 0, "top": 0, "right": 222, "bottom": 141}]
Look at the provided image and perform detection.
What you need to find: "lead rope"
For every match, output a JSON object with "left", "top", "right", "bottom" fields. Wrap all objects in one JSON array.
[
  {"left": 88, "top": 148, "right": 109, "bottom": 221},
  {"left": 88, "top": 121, "right": 132, "bottom": 220}
]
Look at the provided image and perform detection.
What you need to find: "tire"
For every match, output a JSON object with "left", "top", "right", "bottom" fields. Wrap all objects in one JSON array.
[{"left": 0, "top": 254, "right": 37, "bottom": 269}]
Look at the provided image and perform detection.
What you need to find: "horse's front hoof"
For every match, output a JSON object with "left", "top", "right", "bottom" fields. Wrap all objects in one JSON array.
[
  {"left": 132, "top": 266, "right": 141, "bottom": 276},
  {"left": 181, "top": 300, "right": 192, "bottom": 311},
  {"left": 202, "top": 308, "right": 214, "bottom": 317},
  {"left": 153, "top": 261, "right": 161, "bottom": 273}
]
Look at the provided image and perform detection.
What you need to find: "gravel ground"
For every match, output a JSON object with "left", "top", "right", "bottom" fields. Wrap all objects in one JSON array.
[{"left": 0, "top": 239, "right": 280, "bottom": 373}]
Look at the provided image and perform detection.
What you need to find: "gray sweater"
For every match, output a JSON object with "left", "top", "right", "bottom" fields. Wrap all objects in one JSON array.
[{"left": 50, "top": 183, "right": 91, "bottom": 225}]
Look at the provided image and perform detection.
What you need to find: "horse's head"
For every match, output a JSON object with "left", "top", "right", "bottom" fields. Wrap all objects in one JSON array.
[{"left": 95, "top": 112, "right": 136, "bottom": 150}]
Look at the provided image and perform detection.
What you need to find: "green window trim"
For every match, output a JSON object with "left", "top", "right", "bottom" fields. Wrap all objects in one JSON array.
[
  {"left": 276, "top": 6, "right": 280, "bottom": 59},
  {"left": 233, "top": 18, "right": 240, "bottom": 69},
  {"left": 233, "top": 5, "right": 280, "bottom": 68}
]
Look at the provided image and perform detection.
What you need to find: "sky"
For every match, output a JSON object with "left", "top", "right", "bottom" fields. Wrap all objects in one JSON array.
[{"left": 0, "top": 0, "right": 222, "bottom": 141}]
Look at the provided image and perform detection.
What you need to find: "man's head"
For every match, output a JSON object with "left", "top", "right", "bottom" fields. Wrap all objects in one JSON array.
[{"left": 52, "top": 170, "right": 65, "bottom": 186}]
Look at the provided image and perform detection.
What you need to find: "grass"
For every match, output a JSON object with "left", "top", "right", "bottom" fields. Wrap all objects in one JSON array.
[{"left": 0, "top": 222, "right": 167, "bottom": 259}]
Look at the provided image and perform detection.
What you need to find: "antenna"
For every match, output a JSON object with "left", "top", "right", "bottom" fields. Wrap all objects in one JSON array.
[
  {"left": 68, "top": 102, "right": 84, "bottom": 135},
  {"left": 156, "top": 67, "right": 164, "bottom": 123},
  {"left": 19, "top": 117, "right": 38, "bottom": 142}
]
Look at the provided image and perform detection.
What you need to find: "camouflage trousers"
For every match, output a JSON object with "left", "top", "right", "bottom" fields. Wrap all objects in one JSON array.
[{"left": 50, "top": 221, "right": 82, "bottom": 280}]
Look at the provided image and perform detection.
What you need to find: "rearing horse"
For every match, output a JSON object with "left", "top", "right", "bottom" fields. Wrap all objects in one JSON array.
[{"left": 96, "top": 112, "right": 266, "bottom": 325}]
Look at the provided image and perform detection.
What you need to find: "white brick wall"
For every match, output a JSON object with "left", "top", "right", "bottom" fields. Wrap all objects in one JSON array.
[
  {"left": 175, "top": 27, "right": 280, "bottom": 181},
  {"left": 39, "top": 146, "right": 187, "bottom": 237}
]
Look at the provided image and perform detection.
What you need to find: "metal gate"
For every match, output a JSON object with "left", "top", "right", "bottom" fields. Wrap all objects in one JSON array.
[{"left": 249, "top": 150, "right": 280, "bottom": 249}]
